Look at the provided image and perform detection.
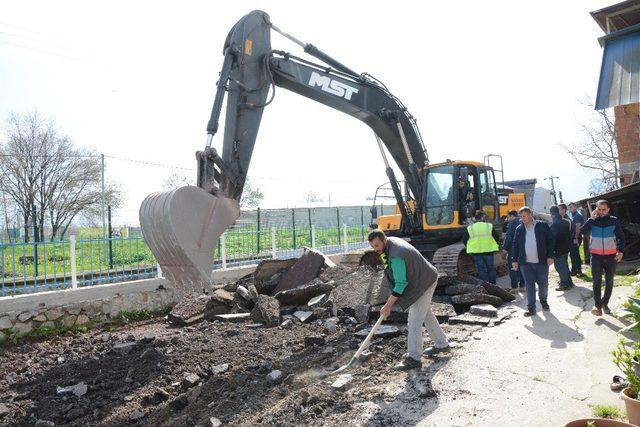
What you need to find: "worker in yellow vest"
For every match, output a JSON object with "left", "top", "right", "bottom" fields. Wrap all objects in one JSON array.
[{"left": 462, "top": 211, "right": 501, "bottom": 284}]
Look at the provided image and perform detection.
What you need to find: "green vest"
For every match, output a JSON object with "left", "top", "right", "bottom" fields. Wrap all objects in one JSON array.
[{"left": 466, "top": 221, "right": 499, "bottom": 254}]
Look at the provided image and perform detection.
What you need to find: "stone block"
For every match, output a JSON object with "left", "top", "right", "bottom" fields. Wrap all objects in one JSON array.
[
  {"left": 46, "top": 308, "right": 64, "bottom": 321},
  {"left": 0, "top": 316, "right": 13, "bottom": 330},
  {"left": 13, "top": 320, "right": 33, "bottom": 336}
]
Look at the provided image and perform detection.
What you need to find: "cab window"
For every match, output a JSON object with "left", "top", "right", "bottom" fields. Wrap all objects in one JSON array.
[{"left": 424, "top": 165, "right": 454, "bottom": 225}]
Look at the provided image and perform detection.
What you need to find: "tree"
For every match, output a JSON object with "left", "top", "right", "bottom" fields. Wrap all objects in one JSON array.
[
  {"left": 304, "top": 191, "right": 323, "bottom": 203},
  {"left": 162, "top": 172, "right": 263, "bottom": 208},
  {"left": 240, "top": 178, "right": 264, "bottom": 208},
  {"left": 0, "top": 111, "right": 123, "bottom": 241},
  {"left": 162, "top": 172, "right": 192, "bottom": 190},
  {"left": 74, "top": 182, "right": 124, "bottom": 239},
  {"left": 562, "top": 100, "right": 619, "bottom": 194}
]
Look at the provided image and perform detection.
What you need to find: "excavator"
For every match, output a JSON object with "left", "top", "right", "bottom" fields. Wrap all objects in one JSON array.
[{"left": 139, "top": 10, "right": 525, "bottom": 291}]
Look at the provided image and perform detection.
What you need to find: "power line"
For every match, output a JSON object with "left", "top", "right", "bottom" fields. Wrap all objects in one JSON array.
[
  {"left": 0, "top": 21, "right": 46, "bottom": 36},
  {"left": 0, "top": 38, "right": 83, "bottom": 61},
  {"left": 0, "top": 30, "right": 71, "bottom": 51},
  {"left": 103, "top": 155, "right": 195, "bottom": 171}
]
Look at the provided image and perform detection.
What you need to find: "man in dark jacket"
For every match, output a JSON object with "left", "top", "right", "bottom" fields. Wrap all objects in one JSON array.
[
  {"left": 580, "top": 200, "right": 625, "bottom": 316},
  {"left": 502, "top": 210, "right": 525, "bottom": 293},
  {"left": 568, "top": 202, "right": 584, "bottom": 276},
  {"left": 549, "top": 205, "right": 574, "bottom": 291},
  {"left": 368, "top": 229, "right": 449, "bottom": 370},
  {"left": 512, "top": 206, "right": 555, "bottom": 316}
]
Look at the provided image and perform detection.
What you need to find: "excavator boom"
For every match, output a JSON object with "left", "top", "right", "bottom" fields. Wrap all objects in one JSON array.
[{"left": 140, "top": 10, "right": 430, "bottom": 291}]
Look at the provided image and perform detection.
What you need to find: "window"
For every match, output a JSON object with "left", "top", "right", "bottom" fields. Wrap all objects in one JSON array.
[
  {"left": 425, "top": 165, "right": 454, "bottom": 225},
  {"left": 479, "top": 169, "right": 497, "bottom": 220}
]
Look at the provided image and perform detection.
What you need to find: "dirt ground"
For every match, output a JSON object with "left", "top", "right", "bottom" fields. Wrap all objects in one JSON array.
[{"left": 0, "top": 271, "right": 634, "bottom": 426}]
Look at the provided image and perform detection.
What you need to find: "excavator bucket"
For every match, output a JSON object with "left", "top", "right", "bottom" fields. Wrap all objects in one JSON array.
[{"left": 139, "top": 186, "right": 239, "bottom": 292}]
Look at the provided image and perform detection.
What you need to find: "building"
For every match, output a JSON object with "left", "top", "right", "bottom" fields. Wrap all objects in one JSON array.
[{"left": 591, "top": 0, "right": 640, "bottom": 186}]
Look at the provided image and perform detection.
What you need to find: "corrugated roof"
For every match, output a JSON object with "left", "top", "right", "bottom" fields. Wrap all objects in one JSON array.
[{"left": 595, "top": 28, "right": 640, "bottom": 109}]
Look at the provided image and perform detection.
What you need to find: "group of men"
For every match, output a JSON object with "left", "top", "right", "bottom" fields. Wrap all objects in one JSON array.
[
  {"left": 366, "top": 199, "right": 625, "bottom": 370},
  {"left": 465, "top": 200, "right": 625, "bottom": 317}
]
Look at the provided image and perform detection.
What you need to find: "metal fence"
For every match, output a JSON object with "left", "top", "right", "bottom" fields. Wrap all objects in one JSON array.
[{"left": 0, "top": 205, "right": 399, "bottom": 296}]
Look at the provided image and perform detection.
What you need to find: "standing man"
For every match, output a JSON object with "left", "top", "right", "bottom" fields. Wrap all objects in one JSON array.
[
  {"left": 558, "top": 203, "right": 570, "bottom": 220},
  {"left": 462, "top": 211, "right": 500, "bottom": 284},
  {"left": 549, "top": 206, "right": 574, "bottom": 291},
  {"left": 580, "top": 200, "right": 625, "bottom": 316},
  {"left": 568, "top": 202, "right": 584, "bottom": 276},
  {"left": 512, "top": 207, "right": 554, "bottom": 317},
  {"left": 368, "top": 229, "right": 450, "bottom": 370},
  {"left": 502, "top": 210, "right": 525, "bottom": 294}
]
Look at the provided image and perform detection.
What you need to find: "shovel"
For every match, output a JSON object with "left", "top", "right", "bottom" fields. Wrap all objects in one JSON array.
[{"left": 327, "top": 315, "right": 385, "bottom": 376}]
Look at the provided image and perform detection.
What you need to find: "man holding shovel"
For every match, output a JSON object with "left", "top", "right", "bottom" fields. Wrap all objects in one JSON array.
[{"left": 368, "top": 230, "right": 450, "bottom": 371}]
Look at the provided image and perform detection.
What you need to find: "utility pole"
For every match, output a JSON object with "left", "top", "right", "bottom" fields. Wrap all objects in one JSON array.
[{"left": 545, "top": 176, "right": 559, "bottom": 206}]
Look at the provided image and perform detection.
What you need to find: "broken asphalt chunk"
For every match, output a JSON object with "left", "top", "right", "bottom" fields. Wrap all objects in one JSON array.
[
  {"left": 331, "top": 374, "right": 353, "bottom": 390},
  {"left": 56, "top": 381, "right": 88, "bottom": 397},
  {"left": 272, "top": 249, "right": 326, "bottom": 295},
  {"left": 470, "top": 304, "right": 498, "bottom": 317},
  {"left": 250, "top": 294, "right": 280, "bottom": 327},
  {"left": 213, "top": 313, "right": 251, "bottom": 323},
  {"left": 293, "top": 311, "right": 315, "bottom": 324},
  {"left": 354, "top": 325, "right": 401, "bottom": 339}
]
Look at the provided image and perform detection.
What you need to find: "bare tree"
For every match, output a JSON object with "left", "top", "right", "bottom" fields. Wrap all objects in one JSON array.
[
  {"left": 304, "top": 191, "right": 323, "bottom": 203},
  {"left": 0, "top": 112, "right": 52, "bottom": 241},
  {"left": 562, "top": 99, "right": 619, "bottom": 193},
  {"left": 0, "top": 111, "right": 123, "bottom": 241},
  {"left": 162, "top": 172, "right": 263, "bottom": 208},
  {"left": 240, "top": 178, "right": 264, "bottom": 208},
  {"left": 73, "top": 182, "right": 123, "bottom": 237},
  {"left": 162, "top": 172, "right": 192, "bottom": 190}
]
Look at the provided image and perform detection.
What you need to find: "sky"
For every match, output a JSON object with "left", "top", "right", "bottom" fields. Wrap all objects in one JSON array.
[{"left": 0, "top": 0, "right": 616, "bottom": 226}]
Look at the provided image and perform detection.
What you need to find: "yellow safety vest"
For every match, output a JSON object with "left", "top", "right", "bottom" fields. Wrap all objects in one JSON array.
[{"left": 466, "top": 221, "right": 499, "bottom": 254}]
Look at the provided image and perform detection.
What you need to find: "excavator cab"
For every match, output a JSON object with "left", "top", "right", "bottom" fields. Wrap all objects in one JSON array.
[{"left": 422, "top": 160, "right": 500, "bottom": 229}]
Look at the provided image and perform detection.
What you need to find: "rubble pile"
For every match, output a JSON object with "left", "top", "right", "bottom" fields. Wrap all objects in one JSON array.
[{"left": 169, "top": 248, "right": 515, "bottom": 330}]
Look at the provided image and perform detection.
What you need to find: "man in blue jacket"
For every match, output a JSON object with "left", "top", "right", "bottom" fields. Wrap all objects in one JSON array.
[
  {"left": 502, "top": 210, "right": 525, "bottom": 294},
  {"left": 512, "top": 206, "right": 555, "bottom": 317},
  {"left": 580, "top": 200, "right": 625, "bottom": 316},
  {"left": 368, "top": 229, "right": 450, "bottom": 370}
]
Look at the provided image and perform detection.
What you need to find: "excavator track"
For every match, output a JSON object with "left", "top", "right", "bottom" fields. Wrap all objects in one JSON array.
[{"left": 431, "top": 242, "right": 476, "bottom": 278}]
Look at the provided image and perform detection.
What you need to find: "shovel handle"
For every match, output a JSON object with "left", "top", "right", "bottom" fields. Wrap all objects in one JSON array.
[{"left": 353, "top": 315, "right": 384, "bottom": 359}]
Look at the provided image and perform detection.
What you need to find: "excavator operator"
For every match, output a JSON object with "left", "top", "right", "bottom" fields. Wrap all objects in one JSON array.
[{"left": 458, "top": 174, "right": 474, "bottom": 222}]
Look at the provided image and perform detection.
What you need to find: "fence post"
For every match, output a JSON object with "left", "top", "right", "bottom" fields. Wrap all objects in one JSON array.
[
  {"left": 70, "top": 235, "right": 78, "bottom": 289},
  {"left": 360, "top": 206, "right": 365, "bottom": 241},
  {"left": 343, "top": 224, "right": 348, "bottom": 253},
  {"left": 336, "top": 207, "right": 341, "bottom": 245},
  {"left": 32, "top": 206, "right": 38, "bottom": 278},
  {"left": 308, "top": 208, "right": 312, "bottom": 246},
  {"left": 271, "top": 227, "right": 277, "bottom": 259},
  {"left": 311, "top": 225, "right": 316, "bottom": 249},
  {"left": 107, "top": 205, "right": 114, "bottom": 269},
  {"left": 156, "top": 263, "right": 163, "bottom": 278},
  {"left": 256, "top": 207, "right": 261, "bottom": 254},
  {"left": 292, "top": 208, "right": 296, "bottom": 249},
  {"left": 221, "top": 232, "right": 227, "bottom": 270}
]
